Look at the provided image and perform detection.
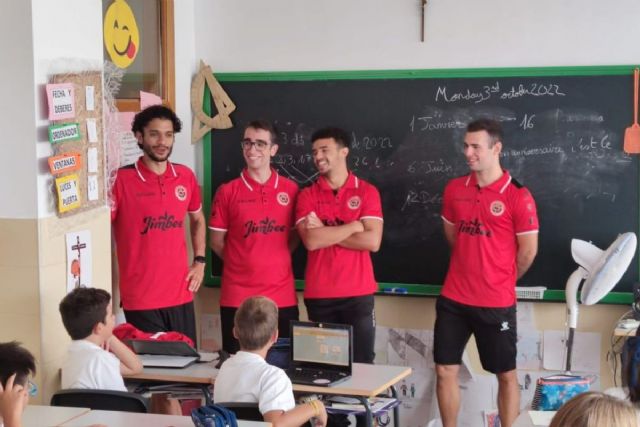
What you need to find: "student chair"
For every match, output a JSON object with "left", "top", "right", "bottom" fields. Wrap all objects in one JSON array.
[
  {"left": 215, "top": 402, "right": 263, "bottom": 421},
  {"left": 50, "top": 388, "right": 149, "bottom": 413}
]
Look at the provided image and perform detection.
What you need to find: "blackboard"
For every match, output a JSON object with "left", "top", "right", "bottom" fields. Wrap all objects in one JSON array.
[{"left": 202, "top": 66, "right": 639, "bottom": 302}]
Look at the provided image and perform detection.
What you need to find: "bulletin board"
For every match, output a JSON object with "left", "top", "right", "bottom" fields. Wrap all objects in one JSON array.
[{"left": 49, "top": 71, "right": 106, "bottom": 216}]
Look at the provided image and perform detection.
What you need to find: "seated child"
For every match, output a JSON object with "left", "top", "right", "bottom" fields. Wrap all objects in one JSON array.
[
  {"left": 214, "top": 296, "right": 327, "bottom": 427},
  {"left": 0, "top": 341, "right": 36, "bottom": 427},
  {"left": 59, "top": 287, "right": 142, "bottom": 390},
  {"left": 549, "top": 391, "right": 637, "bottom": 427}
]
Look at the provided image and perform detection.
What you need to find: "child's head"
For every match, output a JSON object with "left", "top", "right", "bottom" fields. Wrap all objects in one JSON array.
[
  {"left": 0, "top": 341, "right": 36, "bottom": 413},
  {"left": 59, "top": 287, "right": 114, "bottom": 341},
  {"left": 549, "top": 391, "right": 637, "bottom": 427},
  {"left": 233, "top": 296, "right": 278, "bottom": 351},
  {"left": 0, "top": 341, "right": 36, "bottom": 389}
]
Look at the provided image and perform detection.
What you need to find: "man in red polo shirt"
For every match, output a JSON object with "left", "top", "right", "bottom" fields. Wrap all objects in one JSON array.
[
  {"left": 296, "top": 127, "right": 383, "bottom": 364},
  {"left": 111, "top": 105, "right": 206, "bottom": 344},
  {"left": 434, "top": 119, "right": 539, "bottom": 427},
  {"left": 209, "top": 120, "right": 299, "bottom": 353}
]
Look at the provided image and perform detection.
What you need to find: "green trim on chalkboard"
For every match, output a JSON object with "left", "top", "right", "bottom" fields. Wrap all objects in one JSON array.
[
  {"left": 203, "top": 276, "right": 633, "bottom": 304},
  {"left": 215, "top": 65, "right": 638, "bottom": 82},
  {"left": 202, "top": 83, "right": 215, "bottom": 285},
  {"left": 203, "top": 65, "right": 640, "bottom": 305}
]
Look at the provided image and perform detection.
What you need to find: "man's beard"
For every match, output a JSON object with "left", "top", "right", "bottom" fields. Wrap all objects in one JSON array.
[{"left": 140, "top": 143, "right": 172, "bottom": 162}]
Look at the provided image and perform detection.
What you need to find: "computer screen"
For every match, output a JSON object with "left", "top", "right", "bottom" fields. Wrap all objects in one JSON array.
[{"left": 291, "top": 324, "right": 350, "bottom": 367}]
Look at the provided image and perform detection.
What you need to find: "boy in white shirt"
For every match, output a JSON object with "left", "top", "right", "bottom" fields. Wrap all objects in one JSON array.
[
  {"left": 59, "top": 287, "right": 142, "bottom": 390},
  {"left": 0, "top": 341, "right": 36, "bottom": 427},
  {"left": 214, "top": 296, "right": 327, "bottom": 427}
]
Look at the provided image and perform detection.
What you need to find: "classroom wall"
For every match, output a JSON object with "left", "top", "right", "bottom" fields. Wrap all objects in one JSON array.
[
  {"left": 183, "top": 0, "right": 640, "bottom": 390},
  {"left": 0, "top": 0, "right": 110, "bottom": 404}
]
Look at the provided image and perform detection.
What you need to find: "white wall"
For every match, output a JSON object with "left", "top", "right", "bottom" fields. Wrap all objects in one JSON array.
[
  {"left": 168, "top": 0, "right": 640, "bottom": 175},
  {"left": 194, "top": 0, "right": 640, "bottom": 71},
  {"left": 0, "top": 2, "right": 37, "bottom": 218},
  {"left": 172, "top": 0, "right": 202, "bottom": 178},
  {"left": 31, "top": 0, "right": 104, "bottom": 218}
]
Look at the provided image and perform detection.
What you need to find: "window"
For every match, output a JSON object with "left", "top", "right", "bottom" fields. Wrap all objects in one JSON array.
[{"left": 102, "top": 0, "right": 175, "bottom": 111}]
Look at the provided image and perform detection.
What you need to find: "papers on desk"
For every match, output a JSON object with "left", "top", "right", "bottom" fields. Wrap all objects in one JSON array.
[
  {"left": 139, "top": 354, "right": 199, "bottom": 368},
  {"left": 325, "top": 396, "right": 399, "bottom": 415},
  {"left": 529, "top": 410, "right": 555, "bottom": 426}
]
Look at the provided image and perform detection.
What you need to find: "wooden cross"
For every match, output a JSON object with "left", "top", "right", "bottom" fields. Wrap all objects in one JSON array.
[
  {"left": 421, "top": 0, "right": 427, "bottom": 42},
  {"left": 71, "top": 235, "right": 87, "bottom": 288}
]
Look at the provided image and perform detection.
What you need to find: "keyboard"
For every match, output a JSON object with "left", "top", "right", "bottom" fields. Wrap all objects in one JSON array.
[{"left": 286, "top": 367, "right": 350, "bottom": 387}]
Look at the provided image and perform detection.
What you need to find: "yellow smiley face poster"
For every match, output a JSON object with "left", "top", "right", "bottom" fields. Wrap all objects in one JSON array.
[{"left": 103, "top": 0, "right": 140, "bottom": 68}]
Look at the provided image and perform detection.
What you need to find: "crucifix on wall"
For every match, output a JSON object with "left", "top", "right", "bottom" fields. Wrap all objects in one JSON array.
[{"left": 65, "top": 230, "right": 93, "bottom": 293}]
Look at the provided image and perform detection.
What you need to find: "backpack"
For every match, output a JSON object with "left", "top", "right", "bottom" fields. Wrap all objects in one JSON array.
[
  {"left": 191, "top": 404, "right": 238, "bottom": 427},
  {"left": 531, "top": 374, "right": 593, "bottom": 410}
]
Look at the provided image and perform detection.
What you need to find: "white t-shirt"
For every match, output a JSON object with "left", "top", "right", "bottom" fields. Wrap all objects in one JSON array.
[
  {"left": 213, "top": 351, "right": 296, "bottom": 414},
  {"left": 61, "top": 340, "right": 126, "bottom": 391}
]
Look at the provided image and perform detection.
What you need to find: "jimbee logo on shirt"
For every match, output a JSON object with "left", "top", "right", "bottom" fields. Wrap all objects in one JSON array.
[
  {"left": 458, "top": 218, "right": 491, "bottom": 237},
  {"left": 243, "top": 217, "right": 287, "bottom": 238},
  {"left": 141, "top": 212, "right": 183, "bottom": 235}
]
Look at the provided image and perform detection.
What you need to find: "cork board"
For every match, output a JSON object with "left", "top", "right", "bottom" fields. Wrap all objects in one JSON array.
[{"left": 50, "top": 71, "right": 105, "bottom": 216}]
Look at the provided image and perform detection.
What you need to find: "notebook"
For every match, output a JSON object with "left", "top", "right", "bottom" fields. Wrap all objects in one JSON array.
[
  {"left": 128, "top": 339, "right": 200, "bottom": 368},
  {"left": 286, "top": 321, "right": 352, "bottom": 387}
]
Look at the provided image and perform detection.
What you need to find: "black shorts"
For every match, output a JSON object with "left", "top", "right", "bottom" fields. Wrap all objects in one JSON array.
[
  {"left": 220, "top": 305, "right": 299, "bottom": 354},
  {"left": 124, "top": 301, "right": 197, "bottom": 346},
  {"left": 305, "top": 295, "right": 376, "bottom": 364},
  {"left": 433, "top": 296, "right": 517, "bottom": 374}
]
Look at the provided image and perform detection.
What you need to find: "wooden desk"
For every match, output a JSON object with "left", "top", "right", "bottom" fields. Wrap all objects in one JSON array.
[
  {"left": 124, "top": 361, "right": 217, "bottom": 403},
  {"left": 126, "top": 362, "right": 411, "bottom": 427},
  {"left": 293, "top": 363, "right": 411, "bottom": 427},
  {"left": 614, "top": 327, "right": 638, "bottom": 337},
  {"left": 292, "top": 363, "right": 411, "bottom": 397},
  {"left": 60, "top": 409, "right": 271, "bottom": 427},
  {"left": 23, "top": 405, "right": 90, "bottom": 427},
  {"left": 124, "top": 361, "right": 217, "bottom": 384}
]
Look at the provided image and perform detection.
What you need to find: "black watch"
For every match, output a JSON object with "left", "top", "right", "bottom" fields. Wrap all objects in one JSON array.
[{"left": 193, "top": 255, "right": 206, "bottom": 264}]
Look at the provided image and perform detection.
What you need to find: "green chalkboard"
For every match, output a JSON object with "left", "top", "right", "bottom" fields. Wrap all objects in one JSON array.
[{"left": 203, "top": 66, "right": 639, "bottom": 304}]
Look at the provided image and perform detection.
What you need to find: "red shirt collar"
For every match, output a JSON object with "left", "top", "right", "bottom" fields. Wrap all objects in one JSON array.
[
  {"left": 240, "top": 168, "right": 280, "bottom": 191},
  {"left": 464, "top": 170, "right": 512, "bottom": 194},
  {"left": 317, "top": 172, "right": 359, "bottom": 192},
  {"left": 134, "top": 157, "right": 177, "bottom": 182}
]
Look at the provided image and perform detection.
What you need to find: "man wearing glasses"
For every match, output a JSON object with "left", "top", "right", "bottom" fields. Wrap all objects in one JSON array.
[{"left": 209, "top": 120, "right": 299, "bottom": 354}]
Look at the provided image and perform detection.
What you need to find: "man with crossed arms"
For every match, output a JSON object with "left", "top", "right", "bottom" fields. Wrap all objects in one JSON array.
[{"left": 296, "top": 126, "right": 383, "bottom": 365}]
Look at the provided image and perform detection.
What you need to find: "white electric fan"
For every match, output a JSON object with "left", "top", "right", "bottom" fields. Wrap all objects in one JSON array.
[{"left": 564, "top": 232, "right": 637, "bottom": 373}]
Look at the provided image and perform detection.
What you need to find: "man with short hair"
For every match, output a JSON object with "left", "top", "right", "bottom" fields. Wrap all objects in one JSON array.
[
  {"left": 111, "top": 105, "right": 206, "bottom": 344},
  {"left": 296, "top": 126, "right": 383, "bottom": 365},
  {"left": 209, "top": 120, "right": 299, "bottom": 353},
  {"left": 434, "top": 118, "right": 539, "bottom": 427}
]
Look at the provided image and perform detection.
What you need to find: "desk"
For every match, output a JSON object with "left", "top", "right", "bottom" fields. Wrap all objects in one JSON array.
[
  {"left": 124, "top": 361, "right": 217, "bottom": 403},
  {"left": 513, "top": 410, "right": 556, "bottom": 427},
  {"left": 293, "top": 363, "right": 412, "bottom": 427},
  {"left": 23, "top": 405, "right": 90, "bottom": 427},
  {"left": 126, "top": 362, "right": 411, "bottom": 427},
  {"left": 614, "top": 327, "right": 638, "bottom": 337},
  {"left": 59, "top": 409, "right": 271, "bottom": 427},
  {"left": 124, "top": 361, "right": 218, "bottom": 384}
]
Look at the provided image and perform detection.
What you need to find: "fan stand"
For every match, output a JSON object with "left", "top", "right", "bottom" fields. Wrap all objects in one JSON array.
[{"left": 564, "top": 267, "right": 589, "bottom": 374}]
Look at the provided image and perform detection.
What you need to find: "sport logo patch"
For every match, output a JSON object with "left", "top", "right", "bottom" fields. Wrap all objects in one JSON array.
[
  {"left": 490, "top": 200, "right": 505, "bottom": 216},
  {"left": 347, "top": 196, "right": 361, "bottom": 210},
  {"left": 277, "top": 192, "right": 290, "bottom": 206},
  {"left": 175, "top": 185, "right": 187, "bottom": 201}
]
